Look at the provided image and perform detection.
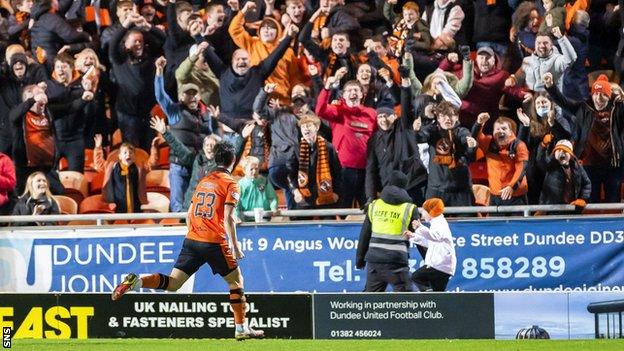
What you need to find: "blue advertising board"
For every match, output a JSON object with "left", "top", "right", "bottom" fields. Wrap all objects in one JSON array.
[{"left": 0, "top": 217, "right": 623, "bottom": 293}]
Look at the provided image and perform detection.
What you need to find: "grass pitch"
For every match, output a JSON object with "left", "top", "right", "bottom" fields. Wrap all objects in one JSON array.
[{"left": 8, "top": 339, "right": 624, "bottom": 351}]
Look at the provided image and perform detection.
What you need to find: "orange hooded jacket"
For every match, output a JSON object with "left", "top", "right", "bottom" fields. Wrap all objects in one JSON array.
[{"left": 229, "top": 12, "right": 302, "bottom": 102}]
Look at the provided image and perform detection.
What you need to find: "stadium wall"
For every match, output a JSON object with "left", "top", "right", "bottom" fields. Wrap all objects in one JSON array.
[
  {"left": 1, "top": 291, "right": 623, "bottom": 340},
  {"left": 1, "top": 217, "right": 623, "bottom": 293}
]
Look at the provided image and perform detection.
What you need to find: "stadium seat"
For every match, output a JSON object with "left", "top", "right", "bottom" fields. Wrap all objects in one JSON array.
[
  {"left": 155, "top": 145, "right": 170, "bottom": 169},
  {"left": 58, "top": 149, "right": 95, "bottom": 172},
  {"left": 79, "top": 194, "right": 116, "bottom": 214},
  {"left": 146, "top": 169, "right": 170, "bottom": 194},
  {"left": 83, "top": 169, "right": 98, "bottom": 183},
  {"left": 141, "top": 192, "right": 170, "bottom": 213},
  {"left": 59, "top": 171, "right": 89, "bottom": 205},
  {"left": 469, "top": 161, "right": 488, "bottom": 185},
  {"left": 58, "top": 157, "right": 69, "bottom": 171},
  {"left": 111, "top": 129, "right": 123, "bottom": 149},
  {"left": 89, "top": 171, "right": 105, "bottom": 194},
  {"left": 84, "top": 149, "right": 96, "bottom": 171},
  {"left": 53, "top": 195, "right": 78, "bottom": 215}
]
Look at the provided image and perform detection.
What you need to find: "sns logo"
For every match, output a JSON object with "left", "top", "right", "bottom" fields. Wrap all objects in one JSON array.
[
  {"left": 0, "top": 244, "right": 52, "bottom": 292},
  {"left": 2, "top": 327, "right": 10, "bottom": 349}
]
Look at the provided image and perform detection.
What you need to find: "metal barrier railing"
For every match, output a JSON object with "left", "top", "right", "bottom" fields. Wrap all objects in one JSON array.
[{"left": 0, "top": 203, "right": 622, "bottom": 226}]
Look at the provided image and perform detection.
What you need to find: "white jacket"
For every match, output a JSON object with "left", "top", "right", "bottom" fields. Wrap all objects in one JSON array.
[
  {"left": 519, "top": 35, "right": 577, "bottom": 93},
  {"left": 411, "top": 215, "right": 457, "bottom": 276}
]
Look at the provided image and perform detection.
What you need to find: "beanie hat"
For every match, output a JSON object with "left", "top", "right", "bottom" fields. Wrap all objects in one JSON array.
[
  {"left": 388, "top": 170, "right": 408, "bottom": 188},
  {"left": 552, "top": 139, "right": 574, "bottom": 156},
  {"left": 422, "top": 198, "right": 445, "bottom": 218},
  {"left": 10, "top": 53, "right": 28, "bottom": 68},
  {"left": 5, "top": 44, "right": 25, "bottom": 65},
  {"left": 376, "top": 106, "right": 395, "bottom": 117},
  {"left": 592, "top": 74, "right": 612, "bottom": 98}
]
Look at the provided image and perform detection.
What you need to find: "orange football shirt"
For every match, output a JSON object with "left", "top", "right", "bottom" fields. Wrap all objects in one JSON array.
[{"left": 186, "top": 170, "right": 240, "bottom": 243}]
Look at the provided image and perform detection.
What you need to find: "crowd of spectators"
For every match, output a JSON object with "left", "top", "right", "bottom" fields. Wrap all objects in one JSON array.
[{"left": 0, "top": 0, "right": 622, "bottom": 221}]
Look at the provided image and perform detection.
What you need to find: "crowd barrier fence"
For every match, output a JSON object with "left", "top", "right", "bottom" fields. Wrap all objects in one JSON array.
[{"left": 0, "top": 203, "right": 623, "bottom": 225}]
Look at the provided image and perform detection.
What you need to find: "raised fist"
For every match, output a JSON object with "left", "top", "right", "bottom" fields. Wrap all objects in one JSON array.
[
  {"left": 413, "top": 117, "right": 422, "bottom": 131},
  {"left": 334, "top": 67, "right": 348, "bottom": 81},
  {"left": 542, "top": 72, "right": 554, "bottom": 88},
  {"left": 242, "top": 1, "right": 256, "bottom": 14},
  {"left": 155, "top": 56, "right": 167, "bottom": 72},
  {"left": 447, "top": 52, "right": 459, "bottom": 64},
  {"left": 504, "top": 76, "right": 516, "bottom": 88},
  {"left": 477, "top": 112, "right": 490, "bottom": 125},
  {"left": 286, "top": 24, "right": 299, "bottom": 37},
  {"left": 551, "top": 26, "right": 562, "bottom": 39},
  {"left": 308, "top": 64, "right": 319, "bottom": 76},
  {"left": 378, "top": 68, "right": 391, "bottom": 83},
  {"left": 82, "top": 91, "right": 94, "bottom": 101},
  {"left": 466, "top": 136, "right": 477, "bottom": 148}
]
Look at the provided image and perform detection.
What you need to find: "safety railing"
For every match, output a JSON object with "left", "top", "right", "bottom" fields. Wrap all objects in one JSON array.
[{"left": 0, "top": 203, "right": 623, "bottom": 226}]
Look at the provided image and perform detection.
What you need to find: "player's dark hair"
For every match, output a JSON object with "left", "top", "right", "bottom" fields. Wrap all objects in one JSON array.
[{"left": 213, "top": 140, "right": 236, "bottom": 167}]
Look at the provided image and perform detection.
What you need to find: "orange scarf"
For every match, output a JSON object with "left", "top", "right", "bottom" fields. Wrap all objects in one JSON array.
[
  {"left": 51, "top": 69, "right": 81, "bottom": 86},
  {"left": 15, "top": 11, "right": 30, "bottom": 48},
  {"left": 389, "top": 18, "right": 416, "bottom": 57},
  {"left": 323, "top": 52, "right": 355, "bottom": 81},
  {"left": 119, "top": 163, "right": 134, "bottom": 213},
  {"left": 298, "top": 136, "right": 337, "bottom": 205},
  {"left": 312, "top": 15, "right": 331, "bottom": 49},
  {"left": 432, "top": 130, "right": 458, "bottom": 169}
]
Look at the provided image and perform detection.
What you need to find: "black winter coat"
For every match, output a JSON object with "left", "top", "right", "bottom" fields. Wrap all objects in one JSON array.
[
  {"left": 9, "top": 98, "right": 54, "bottom": 167},
  {"left": 415, "top": 121, "right": 475, "bottom": 192},
  {"left": 536, "top": 144, "right": 591, "bottom": 205},
  {"left": 45, "top": 79, "right": 89, "bottom": 141},
  {"left": 12, "top": 195, "right": 60, "bottom": 226},
  {"left": 30, "top": 1, "right": 91, "bottom": 61},
  {"left": 365, "top": 86, "right": 427, "bottom": 200},
  {"left": 109, "top": 25, "right": 165, "bottom": 117},
  {"left": 0, "top": 63, "right": 48, "bottom": 139},
  {"left": 202, "top": 34, "right": 293, "bottom": 132},
  {"left": 163, "top": 2, "right": 196, "bottom": 97},
  {"left": 546, "top": 85, "right": 624, "bottom": 168},
  {"left": 616, "top": 0, "right": 624, "bottom": 76},
  {"left": 287, "top": 138, "right": 343, "bottom": 209},
  {"left": 253, "top": 89, "right": 300, "bottom": 169},
  {"left": 472, "top": 0, "right": 512, "bottom": 44}
]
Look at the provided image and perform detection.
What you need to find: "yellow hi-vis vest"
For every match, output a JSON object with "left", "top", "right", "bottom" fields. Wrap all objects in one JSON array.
[{"left": 367, "top": 199, "right": 415, "bottom": 257}]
